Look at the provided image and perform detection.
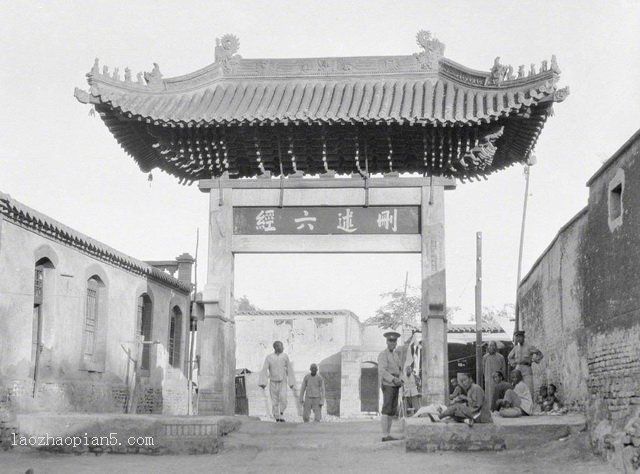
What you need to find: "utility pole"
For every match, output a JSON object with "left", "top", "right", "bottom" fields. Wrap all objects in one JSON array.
[
  {"left": 475, "top": 232, "right": 483, "bottom": 387},
  {"left": 515, "top": 161, "right": 533, "bottom": 332}
]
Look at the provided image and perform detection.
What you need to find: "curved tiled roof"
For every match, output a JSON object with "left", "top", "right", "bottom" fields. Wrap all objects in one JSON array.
[
  {"left": 0, "top": 192, "right": 191, "bottom": 293},
  {"left": 79, "top": 73, "right": 556, "bottom": 127},
  {"left": 75, "top": 31, "right": 568, "bottom": 182}
]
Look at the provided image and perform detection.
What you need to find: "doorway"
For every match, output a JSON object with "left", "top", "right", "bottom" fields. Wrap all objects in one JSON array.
[{"left": 360, "top": 362, "right": 379, "bottom": 413}]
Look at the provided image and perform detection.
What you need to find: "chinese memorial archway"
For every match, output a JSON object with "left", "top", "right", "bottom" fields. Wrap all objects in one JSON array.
[{"left": 76, "top": 30, "right": 567, "bottom": 414}]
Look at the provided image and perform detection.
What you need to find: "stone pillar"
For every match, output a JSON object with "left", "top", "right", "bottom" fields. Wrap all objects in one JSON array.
[
  {"left": 197, "top": 184, "right": 236, "bottom": 415},
  {"left": 420, "top": 185, "right": 448, "bottom": 405}
]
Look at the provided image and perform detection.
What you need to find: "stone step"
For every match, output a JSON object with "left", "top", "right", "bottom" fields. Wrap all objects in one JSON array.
[
  {"left": 11, "top": 413, "right": 241, "bottom": 455},
  {"left": 221, "top": 420, "right": 405, "bottom": 451},
  {"left": 405, "top": 413, "right": 586, "bottom": 452}
]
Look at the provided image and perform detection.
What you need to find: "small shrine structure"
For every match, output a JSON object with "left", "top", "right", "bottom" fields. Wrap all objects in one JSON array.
[{"left": 75, "top": 31, "right": 567, "bottom": 415}]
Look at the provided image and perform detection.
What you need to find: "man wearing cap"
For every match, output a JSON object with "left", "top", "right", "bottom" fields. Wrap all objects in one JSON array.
[
  {"left": 378, "top": 331, "right": 403, "bottom": 442},
  {"left": 508, "top": 330, "right": 543, "bottom": 400}
]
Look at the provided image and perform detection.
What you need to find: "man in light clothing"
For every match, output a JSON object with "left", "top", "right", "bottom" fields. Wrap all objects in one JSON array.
[
  {"left": 299, "top": 363, "right": 325, "bottom": 422},
  {"left": 496, "top": 369, "right": 533, "bottom": 417},
  {"left": 508, "top": 330, "right": 543, "bottom": 400},
  {"left": 259, "top": 340, "right": 296, "bottom": 422}
]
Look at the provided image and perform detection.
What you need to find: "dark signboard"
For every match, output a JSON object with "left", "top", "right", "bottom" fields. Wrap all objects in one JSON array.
[{"left": 233, "top": 207, "right": 420, "bottom": 235}]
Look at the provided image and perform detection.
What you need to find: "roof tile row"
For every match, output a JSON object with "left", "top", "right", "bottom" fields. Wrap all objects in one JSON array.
[
  {"left": 0, "top": 192, "right": 191, "bottom": 292},
  {"left": 89, "top": 78, "right": 548, "bottom": 126}
]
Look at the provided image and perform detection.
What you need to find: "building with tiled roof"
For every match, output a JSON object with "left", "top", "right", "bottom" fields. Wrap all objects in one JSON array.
[
  {"left": 0, "top": 192, "right": 194, "bottom": 415},
  {"left": 75, "top": 31, "right": 567, "bottom": 183}
]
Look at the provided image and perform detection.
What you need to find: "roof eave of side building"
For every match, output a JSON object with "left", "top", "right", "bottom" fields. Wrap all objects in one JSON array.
[
  {"left": 586, "top": 127, "right": 640, "bottom": 187},
  {"left": 518, "top": 206, "right": 589, "bottom": 288},
  {"left": 0, "top": 191, "right": 191, "bottom": 293}
]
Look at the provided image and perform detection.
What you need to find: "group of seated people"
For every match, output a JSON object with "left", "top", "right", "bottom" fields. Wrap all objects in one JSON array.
[{"left": 426, "top": 369, "right": 564, "bottom": 426}]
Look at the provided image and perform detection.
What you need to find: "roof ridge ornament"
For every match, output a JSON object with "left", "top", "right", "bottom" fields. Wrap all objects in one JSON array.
[
  {"left": 414, "top": 30, "right": 445, "bottom": 71},
  {"left": 144, "top": 63, "right": 164, "bottom": 90},
  {"left": 215, "top": 34, "right": 241, "bottom": 73},
  {"left": 489, "top": 54, "right": 560, "bottom": 85}
]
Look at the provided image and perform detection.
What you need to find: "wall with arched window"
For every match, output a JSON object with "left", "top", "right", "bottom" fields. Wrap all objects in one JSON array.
[
  {"left": 168, "top": 306, "right": 183, "bottom": 369},
  {"left": 31, "top": 256, "right": 56, "bottom": 388},
  {"left": 0, "top": 210, "right": 192, "bottom": 414},
  {"left": 136, "top": 292, "right": 154, "bottom": 373},
  {"left": 81, "top": 264, "right": 109, "bottom": 372}
]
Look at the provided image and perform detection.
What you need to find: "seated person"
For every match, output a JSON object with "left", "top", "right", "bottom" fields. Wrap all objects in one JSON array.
[
  {"left": 450, "top": 377, "right": 462, "bottom": 401},
  {"left": 546, "top": 384, "right": 563, "bottom": 412},
  {"left": 491, "top": 371, "right": 513, "bottom": 412},
  {"left": 496, "top": 369, "right": 533, "bottom": 417},
  {"left": 431, "top": 373, "right": 492, "bottom": 426},
  {"left": 539, "top": 385, "right": 551, "bottom": 412}
]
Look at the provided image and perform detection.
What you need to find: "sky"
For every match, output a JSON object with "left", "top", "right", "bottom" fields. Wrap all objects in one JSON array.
[{"left": 1, "top": 0, "right": 639, "bottom": 323}]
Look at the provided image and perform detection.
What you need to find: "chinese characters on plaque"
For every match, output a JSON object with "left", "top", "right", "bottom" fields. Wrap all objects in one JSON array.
[{"left": 233, "top": 207, "right": 419, "bottom": 235}]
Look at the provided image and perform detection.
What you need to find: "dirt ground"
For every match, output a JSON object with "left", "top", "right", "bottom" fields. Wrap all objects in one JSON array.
[{"left": 0, "top": 428, "right": 613, "bottom": 474}]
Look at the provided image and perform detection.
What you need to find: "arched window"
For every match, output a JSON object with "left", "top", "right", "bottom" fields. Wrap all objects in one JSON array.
[
  {"left": 82, "top": 274, "right": 107, "bottom": 372},
  {"left": 168, "top": 306, "right": 182, "bottom": 369},
  {"left": 137, "top": 294, "right": 153, "bottom": 372},
  {"left": 84, "top": 277, "right": 101, "bottom": 356},
  {"left": 32, "top": 258, "right": 54, "bottom": 390}
]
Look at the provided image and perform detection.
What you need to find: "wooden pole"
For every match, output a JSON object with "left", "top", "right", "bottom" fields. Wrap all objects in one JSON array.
[
  {"left": 475, "top": 232, "right": 483, "bottom": 387},
  {"left": 187, "top": 228, "right": 199, "bottom": 415},
  {"left": 515, "top": 165, "right": 531, "bottom": 332},
  {"left": 400, "top": 271, "right": 409, "bottom": 341},
  {"left": 399, "top": 271, "right": 409, "bottom": 419}
]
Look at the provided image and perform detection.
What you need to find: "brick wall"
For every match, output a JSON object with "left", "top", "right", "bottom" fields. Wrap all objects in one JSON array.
[
  {"left": 519, "top": 130, "right": 640, "bottom": 469},
  {"left": 0, "top": 379, "right": 129, "bottom": 413},
  {"left": 0, "top": 376, "right": 188, "bottom": 416},
  {"left": 580, "top": 134, "right": 640, "bottom": 436},
  {"left": 586, "top": 324, "right": 640, "bottom": 422},
  {"left": 518, "top": 209, "right": 589, "bottom": 408}
]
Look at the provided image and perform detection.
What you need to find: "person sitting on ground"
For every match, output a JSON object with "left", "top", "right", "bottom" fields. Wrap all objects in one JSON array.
[
  {"left": 483, "top": 341, "right": 506, "bottom": 412},
  {"left": 539, "top": 385, "right": 550, "bottom": 412},
  {"left": 545, "top": 384, "right": 563, "bottom": 412},
  {"left": 430, "top": 373, "right": 492, "bottom": 426},
  {"left": 401, "top": 365, "right": 421, "bottom": 416},
  {"left": 508, "top": 330, "right": 543, "bottom": 401},
  {"left": 495, "top": 369, "right": 533, "bottom": 417},
  {"left": 450, "top": 377, "right": 462, "bottom": 401},
  {"left": 491, "top": 371, "right": 513, "bottom": 412}
]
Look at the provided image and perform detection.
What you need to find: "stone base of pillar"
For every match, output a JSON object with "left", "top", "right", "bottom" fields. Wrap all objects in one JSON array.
[{"left": 197, "top": 315, "right": 236, "bottom": 416}]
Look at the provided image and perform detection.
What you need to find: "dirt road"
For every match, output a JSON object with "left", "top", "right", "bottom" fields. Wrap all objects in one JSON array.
[{"left": 0, "top": 419, "right": 613, "bottom": 473}]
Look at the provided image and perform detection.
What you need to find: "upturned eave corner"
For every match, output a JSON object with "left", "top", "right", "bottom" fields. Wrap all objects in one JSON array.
[{"left": 74, "top": 87, "right": 99, "bottom": 105}]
